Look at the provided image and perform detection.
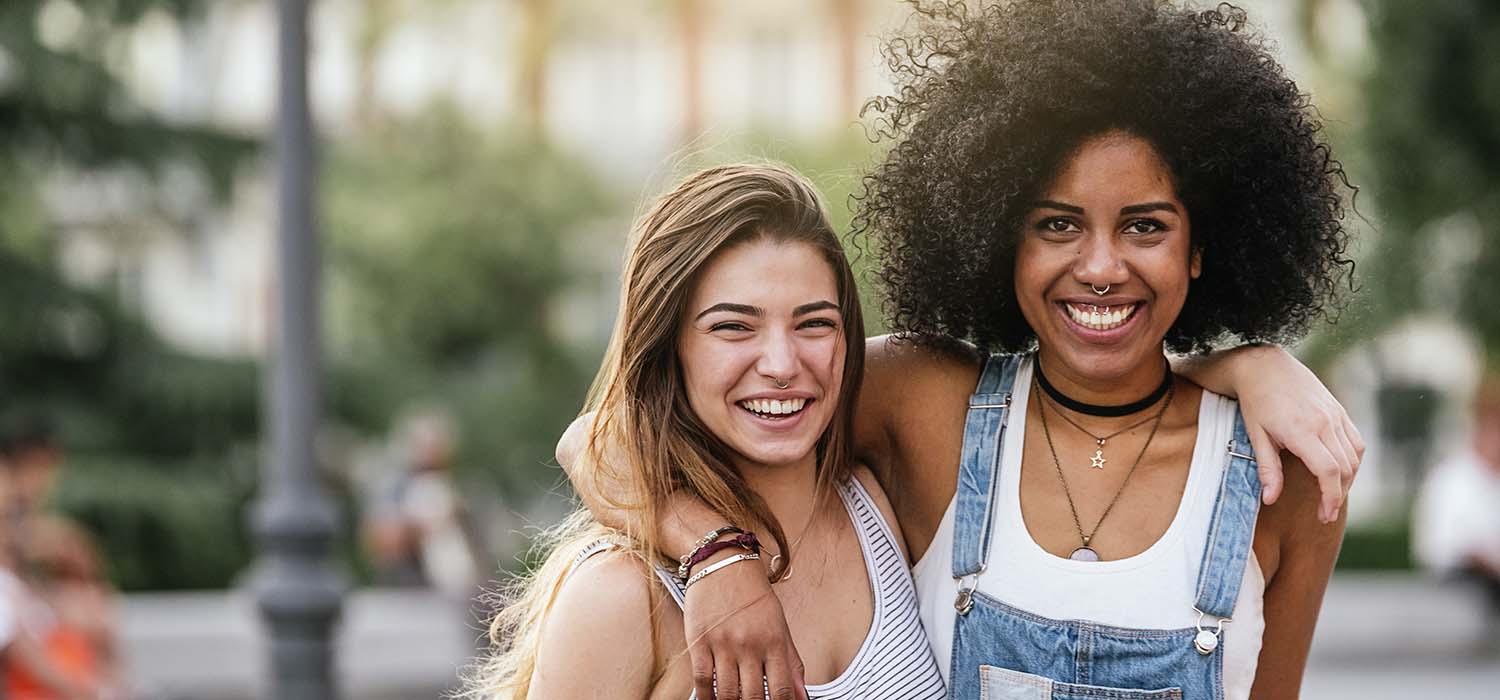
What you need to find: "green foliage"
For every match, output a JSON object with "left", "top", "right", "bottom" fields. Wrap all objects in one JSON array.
[
  {"left": 1336, "top": 521, "right": 1414, "bottom": 571},
  {"left": 0, "top": 0, "right": 262, "bottom": 590},
  {"left": 1360, "top": 0, "right": 1500, "bottom": 354},
  {"left": 323, "top": 107, "right": 615, "bottom": 491},
  {"left": 52, "top": 454, "right": 254, "bottom": 591},
  {"left": 0, "top": 0, "right": 252, "bottom": 192}
]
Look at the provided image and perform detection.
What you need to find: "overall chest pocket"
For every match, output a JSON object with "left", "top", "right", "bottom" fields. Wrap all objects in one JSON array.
[{"left": 979, "top": 665, "right": 1182, "bottom": 700}]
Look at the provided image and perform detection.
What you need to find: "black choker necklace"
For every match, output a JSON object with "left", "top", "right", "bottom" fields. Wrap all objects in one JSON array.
[{"left": 1033, "top": 359, "right": 1172, "bottom": 417}]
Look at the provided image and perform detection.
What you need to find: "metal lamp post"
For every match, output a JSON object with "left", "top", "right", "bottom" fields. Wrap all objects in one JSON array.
[{"left": 252, "top": 1, "right": 345, "bottom": 698}]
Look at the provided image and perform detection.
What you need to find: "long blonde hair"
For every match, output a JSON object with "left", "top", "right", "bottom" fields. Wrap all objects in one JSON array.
[{"left": 464, "top": 163, "right": 866, "bottom": 700}]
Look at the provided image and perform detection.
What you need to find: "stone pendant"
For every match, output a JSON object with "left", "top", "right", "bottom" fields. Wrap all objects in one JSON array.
[{"left": 1069, "top": 546, "right": 1100, "bottom": 562}]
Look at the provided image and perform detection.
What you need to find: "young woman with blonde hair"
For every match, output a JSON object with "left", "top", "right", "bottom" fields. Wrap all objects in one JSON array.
[{"left": 465, "top": 163, "right": 947, "bottom": 700}]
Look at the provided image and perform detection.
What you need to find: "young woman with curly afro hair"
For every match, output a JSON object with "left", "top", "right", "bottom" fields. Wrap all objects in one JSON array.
[{"left": 557, "top": 2, "right": 1361, "bottom": 699}]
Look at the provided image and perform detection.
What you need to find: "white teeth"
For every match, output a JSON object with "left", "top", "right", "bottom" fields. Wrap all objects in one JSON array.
[
  {"left": 1066, "top": 303, "right": 1136, "bottom": 331},
  {"left": 740, "top": 397, "right": 807, "bottom": 417}
]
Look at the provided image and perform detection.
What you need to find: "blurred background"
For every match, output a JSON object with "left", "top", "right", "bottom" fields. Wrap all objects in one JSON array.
[{"left": 0, "top": 0, "right": 1496, "bottom": 698}]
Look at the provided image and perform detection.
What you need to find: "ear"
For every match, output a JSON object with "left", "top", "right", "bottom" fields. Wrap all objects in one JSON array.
[{"left": 1189, "top": 247, "right": 1203, "bottom": 279}]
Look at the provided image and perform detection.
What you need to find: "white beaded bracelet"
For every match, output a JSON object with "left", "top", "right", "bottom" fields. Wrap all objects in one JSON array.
[{"left": 683, "top": 552, "right": 760, "bottom": 590}]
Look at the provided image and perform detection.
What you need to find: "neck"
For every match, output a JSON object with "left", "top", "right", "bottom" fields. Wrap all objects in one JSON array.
[
  {"left": 1035, "top": 347, "right": 1170, "bottom": 410},
  {"left": 735, "top": 453, "right": 823, "bottom": 545}
]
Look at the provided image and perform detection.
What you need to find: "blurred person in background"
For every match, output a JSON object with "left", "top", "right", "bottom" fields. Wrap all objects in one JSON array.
[
  {"left": 1412, "top": 376, "right": 1500, "bottom": 652},
  {"left": 361, "top": 406, "right": 488, "bottom": 600},
  {"left": 0, "top": 422, "right": 111, "bottom": 700}
]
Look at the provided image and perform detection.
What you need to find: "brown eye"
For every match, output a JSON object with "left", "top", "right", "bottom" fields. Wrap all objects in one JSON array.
[
  {"left": 1125, "top": 219, "right": 1164, "bottom": 234},
  {"left": 1039, "top": 217, "right": 1080, "bottom": 234}
]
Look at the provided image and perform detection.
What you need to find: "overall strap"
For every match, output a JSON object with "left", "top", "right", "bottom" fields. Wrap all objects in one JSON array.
[
  {"left": 1192, "top": 407, "right": 1263, "bottom": 621},
  {"left": 951, "top": 354, "right": 1024, "bottom": 584}
]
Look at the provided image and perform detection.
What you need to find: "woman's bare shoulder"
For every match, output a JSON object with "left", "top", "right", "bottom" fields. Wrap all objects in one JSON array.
[{"left": 529, "top": 549, "right": 663, "bottom": 698}]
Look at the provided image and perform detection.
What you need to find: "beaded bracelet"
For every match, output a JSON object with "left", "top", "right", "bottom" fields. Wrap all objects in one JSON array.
[
  {"left": 684, "top": 552, "right": 760, "bottom": 590},
  {"left": 677, "top": 526, "right": 746, "bottom": 580}
]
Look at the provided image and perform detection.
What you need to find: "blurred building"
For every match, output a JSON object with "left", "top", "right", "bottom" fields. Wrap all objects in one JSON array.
[{"left": 52, "top": 0, "right": 904, "bottom": 360}]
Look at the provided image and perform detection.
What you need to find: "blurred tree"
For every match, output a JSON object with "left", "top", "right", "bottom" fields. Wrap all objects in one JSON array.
[
  {"left": 323, "top": 106, "right": 614, "bottom": 498},
  {"left": 0, "top": 0, "right": 260, "bottom": 590},
  {"left": 0, "top": 0, "right": 256, "bottom": 440},
  {"left": 1359, "top": 0, "right": 1500, "bottom": 355}
]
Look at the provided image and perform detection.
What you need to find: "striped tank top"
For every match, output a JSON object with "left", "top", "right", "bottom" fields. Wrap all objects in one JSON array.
[{"left": 573, "top": 477, "right": 946, "bottom": 700}]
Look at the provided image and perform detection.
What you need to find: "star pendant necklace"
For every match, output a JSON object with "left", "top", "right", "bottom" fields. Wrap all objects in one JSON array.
[{"left": 1045, "top": 402, "right": 1162, "bottom": 470}]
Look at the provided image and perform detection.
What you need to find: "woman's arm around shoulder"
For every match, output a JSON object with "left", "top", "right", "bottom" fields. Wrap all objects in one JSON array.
[
  {"left": 1250, "top": 451, "right": 1347, "bottom": 700},
  {"left": 529, "top": 550, "right": 662, "bottom": 700},
  {"left": 858, "top": 336, "right": 982, "bottom": 490}
]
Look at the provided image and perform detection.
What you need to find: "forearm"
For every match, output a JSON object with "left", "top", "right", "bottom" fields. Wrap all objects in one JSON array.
[
  {"left": 1172, "top": 344, "right": 1281, "bottom": 398},
  {"left": 556, "top": 412, "right": 732, "bottom": 558}
]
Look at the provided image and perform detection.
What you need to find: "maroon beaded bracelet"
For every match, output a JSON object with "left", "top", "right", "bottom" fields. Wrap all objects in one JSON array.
[{"left": 679, "top": 532, "right": 760, "bottom": 580}]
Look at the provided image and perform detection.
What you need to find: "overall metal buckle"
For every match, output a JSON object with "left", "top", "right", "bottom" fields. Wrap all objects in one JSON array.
[
  {"left": 954, "top": 571, "right": 983, "bottom": 615},
  {"left": 1193, "top": 608, "right": 1230, "bottom": 655}
]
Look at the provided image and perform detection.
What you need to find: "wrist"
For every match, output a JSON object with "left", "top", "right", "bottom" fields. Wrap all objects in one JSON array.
[
  {"left": 684, "top": 551, "right": 762, "bottom": 590},
  {"left": 677, "top": 527, "right": 760, "bottom": 580}
]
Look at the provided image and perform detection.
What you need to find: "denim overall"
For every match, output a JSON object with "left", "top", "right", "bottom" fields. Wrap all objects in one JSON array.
[{"left": 949, "top": 354, "right": 1261, "bottom": 700}]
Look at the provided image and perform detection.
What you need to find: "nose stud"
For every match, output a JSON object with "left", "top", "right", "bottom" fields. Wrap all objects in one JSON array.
[
  {"left": 1091, "top": 283, "right": 1110, "bottom": 296},
  {"left": 773, "top": 378, "right": 790, "bottom": 389}
]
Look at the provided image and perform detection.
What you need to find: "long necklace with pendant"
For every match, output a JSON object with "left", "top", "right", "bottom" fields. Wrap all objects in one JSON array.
[{"left": 1036, "top": 376, "right": 1175, "bottom": 561}]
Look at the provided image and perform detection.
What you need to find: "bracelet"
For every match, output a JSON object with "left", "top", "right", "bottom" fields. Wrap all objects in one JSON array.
[
  {"left": 677, "top": 526, "right": 746, "bottom": 580},
  {"left": 684, "top": 552, "right": 760, "bottom": 590},
  {"left": 681, "top": 533, "right": 761, "bottom": 580}
]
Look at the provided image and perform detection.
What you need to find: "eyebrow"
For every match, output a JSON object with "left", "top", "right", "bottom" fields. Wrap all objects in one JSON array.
[
  {"left": 793, "top": 301, "right": 841, "bottom": 317},
  {"left": 695, "top": 303, "right": 763, "bottom": 320},
  {"left": 1120, "top": 202, "right": 1179, "bottom": 215},
  {"left": 694, "top": 300, "right": 841, "bottom": 321},
  {"left": 1032, "top": 200, "right": 1180, "bottom": 216},
  {"left": 1033, "top": 199, "right": 1084, "bottom": 214}
]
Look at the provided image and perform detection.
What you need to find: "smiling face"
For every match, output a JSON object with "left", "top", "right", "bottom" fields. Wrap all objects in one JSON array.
[
  {"left": 1015, "top": 130, "right": 1201, "bottom": 389},
  {"left": 678, "top": 237, "right": 846, "bottom": 470}
]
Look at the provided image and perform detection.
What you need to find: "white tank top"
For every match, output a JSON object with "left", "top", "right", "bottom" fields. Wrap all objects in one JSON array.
[{"left": 912, "top": 358, "right": 1266, "bottom": 700}]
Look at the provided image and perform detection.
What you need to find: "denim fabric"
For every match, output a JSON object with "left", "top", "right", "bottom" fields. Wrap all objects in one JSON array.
[{"left": 948, "top": 354, "right": 1260, "bottom": 700}]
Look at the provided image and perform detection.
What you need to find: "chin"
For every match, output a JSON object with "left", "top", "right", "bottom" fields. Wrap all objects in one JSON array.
[{"left": 738, "top": 444, "right": 815, "bottom": 468}]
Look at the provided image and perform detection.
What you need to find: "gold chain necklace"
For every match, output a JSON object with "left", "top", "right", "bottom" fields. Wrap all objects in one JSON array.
[{"left": 1035, "top": 376, "right": 1175, "bottom": 562}]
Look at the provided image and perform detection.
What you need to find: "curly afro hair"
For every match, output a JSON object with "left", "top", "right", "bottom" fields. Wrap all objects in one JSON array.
[{"left": 855, "top": 0, "right": 1355, "bottom": 354}]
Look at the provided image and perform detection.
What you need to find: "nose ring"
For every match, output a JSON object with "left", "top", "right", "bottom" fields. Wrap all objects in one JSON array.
[
  {"left": 773, "top": 378, "right": 790, "bottom": 390},
  {"left": 1091, "top": 283, "right": 1110, "bottom": 296}
]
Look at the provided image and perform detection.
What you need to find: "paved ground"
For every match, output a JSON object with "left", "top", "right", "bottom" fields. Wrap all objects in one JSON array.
[
  {"left": 118, "top": 573, "right": 1497, "bottom": 699},
  {"left": 120, "top": 588, "right": 477, "bottom": 700}
]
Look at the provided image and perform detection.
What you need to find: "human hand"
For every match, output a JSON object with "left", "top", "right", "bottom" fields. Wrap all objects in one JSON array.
[
  {"left": 1233, "top": 346, "right": 1364, "bottom": 522},
  {"left": 684, "top": 553, "right": 807, "bottom": 700}
]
